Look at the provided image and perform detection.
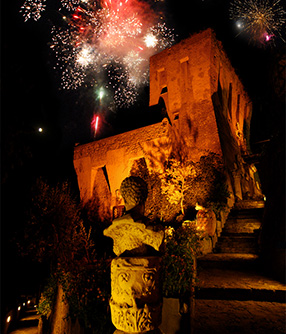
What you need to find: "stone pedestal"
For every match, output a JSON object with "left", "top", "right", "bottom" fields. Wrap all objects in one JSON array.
[
  {"left": 110, "top": 257, "right": 162, "bottom": 333},
  {"left": 104, "top": 176, "right": 164, "bottom": 333}
]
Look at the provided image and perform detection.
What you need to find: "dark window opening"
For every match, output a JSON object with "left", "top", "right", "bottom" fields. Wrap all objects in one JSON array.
[{"left": 160, "top": 86, "right": 168, "bottom": 94}]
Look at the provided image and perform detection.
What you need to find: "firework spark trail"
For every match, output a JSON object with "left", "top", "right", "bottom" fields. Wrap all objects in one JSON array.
[
  {"left": 21, "top": 0, "right": 175, "bottom": 108},
  {"left": 20, "top": 0, "right": 46, "bottom": 22},
  {"left": 230, "top": 0, "right": 286, "bottom": 45}
]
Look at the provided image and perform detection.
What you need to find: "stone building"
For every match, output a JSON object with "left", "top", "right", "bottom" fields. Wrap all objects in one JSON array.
[{"left": 73, "top": 29, "right": 262, "bottom": 221}]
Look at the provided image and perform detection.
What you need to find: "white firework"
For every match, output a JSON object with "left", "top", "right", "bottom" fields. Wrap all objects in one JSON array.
[{"left": 20, "top": 0, "right": 46, "bottom": 22}]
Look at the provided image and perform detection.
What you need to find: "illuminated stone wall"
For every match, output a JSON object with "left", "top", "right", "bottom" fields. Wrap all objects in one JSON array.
[
  {"left": 149, "top": 28, "right": 252, "bottom": 161},
  {"left": 74, "top": 29, "right": 259, "bottom": 217},
  {"left": 74, "top": 121, "right": 169, "bottom": 206}
]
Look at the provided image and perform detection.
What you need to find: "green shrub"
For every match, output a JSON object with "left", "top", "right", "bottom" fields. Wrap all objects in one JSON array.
[
  {"left": 37, "top": 275, "right": 57, "bottom": 318},
  {"left": 163, "top": 221, "right": 200, "bottom": 297},
  {"left": 58, "top": 257, "right": 113, "bottom": 333}
]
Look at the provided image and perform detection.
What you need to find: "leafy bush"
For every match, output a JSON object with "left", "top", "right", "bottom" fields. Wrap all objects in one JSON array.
[
  {"left": 163, "top": 221, "right": 200, "bottom": 297},
  {"left": 130, "top": 153, "right": 230, "bottom": 223},
  {"left": 37, "top": 256, "right": 113, "bottom": 333},
  {"left": 59, "top": 257, "right": 113, "bottom": 332},
  {"left": 21, "top": 179, "right": 93, "bottom": 270},
  {"left": 130, "top": 157, "right": 180, "bottom": 223},
  {"left": 37, "top": 275, "right": 58, "bottom": 318},
  {"left": 22, "top": 179, "right": 114, "bottom": 333}
]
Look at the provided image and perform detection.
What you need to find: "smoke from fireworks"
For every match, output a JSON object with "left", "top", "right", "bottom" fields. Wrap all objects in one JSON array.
[
  {"left": 230, "top": 0, "right": 286, "bottom": 45},
  {"left": 20, "top": 0, "right": 175, "bottom": 108}
]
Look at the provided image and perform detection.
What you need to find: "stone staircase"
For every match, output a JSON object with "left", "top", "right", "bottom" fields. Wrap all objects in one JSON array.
[
  {"left": 194, "top": 201, "right": 286, "bottom": 334},
  {"left": 196, "top": 201, "right": 286, "bottom": 302},
  {"left": 214, "top": 205, "right": 264, "bottom": 254}
]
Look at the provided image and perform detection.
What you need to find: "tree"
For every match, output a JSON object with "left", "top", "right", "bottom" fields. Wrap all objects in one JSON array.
[
  {"left": 160, "top": 159, "right": 196, "bottom": 215},
  {"left": 160, "top": 153, "right": 230, "bottom": 219},
  {"left": 130, "top": 157, "right": 181, "bottom": 223},
  {"left": 20, "top": 178, "right": 93, "bottom": 271},
  {"left": 21, "top": 179, "right": 114, "bottom": 332}
]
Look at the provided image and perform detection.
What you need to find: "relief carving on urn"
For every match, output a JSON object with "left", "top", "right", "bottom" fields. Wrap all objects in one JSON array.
[{"left": 104, "top": 176, "right": 164, "bottom": 333}]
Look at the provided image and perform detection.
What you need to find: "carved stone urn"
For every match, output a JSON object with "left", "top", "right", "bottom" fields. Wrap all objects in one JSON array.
[{"left": 104, "top": 176, "right": 164, "bottom": 333}]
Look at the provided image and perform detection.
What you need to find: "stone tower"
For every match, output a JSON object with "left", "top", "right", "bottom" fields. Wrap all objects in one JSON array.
[
  {"left": 149, "top": 28, "right": 252, "bottom": 161},
  {"left": 73, "top": 29, "right": 262, "bottom": 219}
]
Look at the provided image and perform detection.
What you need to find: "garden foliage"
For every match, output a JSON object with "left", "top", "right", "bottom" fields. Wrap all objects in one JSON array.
[
  {"left": 163, "top": 222, "right": 200, "bottom": 297},
  {"left": 23, "top": 179, "right": 114, "bottom": 333},
  {"left": 130, "top": 152, "right": 229, "bottom": 223}
]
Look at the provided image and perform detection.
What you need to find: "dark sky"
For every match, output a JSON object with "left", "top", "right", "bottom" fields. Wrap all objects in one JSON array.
[
  {"left": 1, "top": 0, "right": 285, "bottom": 313},
  {"left": 2, "top": 0, "right": 285, "bottom": 157}
]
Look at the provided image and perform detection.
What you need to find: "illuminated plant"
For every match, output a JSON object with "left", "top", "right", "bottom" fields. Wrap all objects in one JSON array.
[
  {"left": 37, "top": 275, "right": 57, "bottom": 318},
  {"left": 163, "top": 221, "right": 200, "bottom": 297},
  {"left": 129, "top": 157, "right": 180, "bottom": 223},
  {"left": 160, "top": 159, "right": 196, "bottom": 215},
  {"left": 160, "top": 153, "right": 229, "bottom": 219}
]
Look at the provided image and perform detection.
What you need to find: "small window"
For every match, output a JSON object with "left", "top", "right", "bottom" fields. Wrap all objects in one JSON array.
[
  {"left": 160, "top": 86, "right": 168, "bottom": 94},
  {"left": 157, "top": 68, "right": 167, "bottom": 87},
  {"left": 174, "top": 114, "right": 179, "bottom": 120}
]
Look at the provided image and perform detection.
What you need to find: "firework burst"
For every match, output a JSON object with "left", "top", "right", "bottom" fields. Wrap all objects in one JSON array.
[
  {"left": 20, "top": 0, "right": 46, "bottom": 22},
  {"left": 230, "top": 0, "right": 286, "bottom": 45},
  {"left": 20, "top": 0, "right": 176, "bottom": 108}
]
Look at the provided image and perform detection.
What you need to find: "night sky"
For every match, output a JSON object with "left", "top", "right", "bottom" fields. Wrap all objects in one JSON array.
[{"left": 1, "top": 0, "right": 285, "bottom": 315}]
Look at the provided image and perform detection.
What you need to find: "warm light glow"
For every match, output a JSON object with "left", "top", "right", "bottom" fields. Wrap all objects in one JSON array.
[
  {"left": 196, "top": 223, "right": 205, "bottom": 231},
  {"left": 18, "top": 306, "right": 21, "bottom": 311},
  {"left": 7, "top": 316, "right": 11, "bottom": 323},
  {"left": 38, "top": 127, "right": 43, "bottom": 133}
]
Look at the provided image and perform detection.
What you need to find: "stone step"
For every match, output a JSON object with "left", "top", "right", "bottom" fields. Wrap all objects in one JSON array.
[
  {"left": 197, "top": 253, "right": 259, "bottom": 270},
  {"left": 196, "top": 286, "right": 286, "bottom": 303},
  {"left": 220, "top": 231, "right": 260, "bottom": 237},
  {"left": 196, "top": 263, "right": 286, "bottom": 303},
  {"left": 233, "top": 200, "right": 265, "bottom": 210},
  {"left": 228, "top": 206, "right": 264, "bottom": 218},
  {"left": 215, "top": 246, "right": 258, "bottom": 254},
  {"left": 224, "top": 218, "right": 261, "bottom": 233},
  {"left": 215, "top": 235, "right": 258, "bottom": 254}
]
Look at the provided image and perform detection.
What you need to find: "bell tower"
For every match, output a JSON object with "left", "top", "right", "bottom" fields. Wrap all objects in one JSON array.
[{"left": 149, "top": 29, "right": 222, "bottom": 160}]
